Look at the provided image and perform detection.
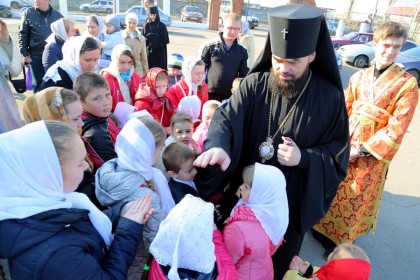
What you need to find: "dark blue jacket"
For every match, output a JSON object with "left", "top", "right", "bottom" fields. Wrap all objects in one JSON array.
[
  {"left": 42, "top": 35, "right": 65, "bottom": 71},
  {"left": 0, "top": 204, "right": 143, "bottom": 280},
  {"left": 168, "top": 178, "right": 200, "bottom": 204}
]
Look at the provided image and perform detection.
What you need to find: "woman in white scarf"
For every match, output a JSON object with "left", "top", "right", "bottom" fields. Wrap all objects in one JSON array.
[
  {"left": 0, "top": 120, "right": 153, "bottom": 279},
  {"left": 84, "top": 14, "right": 105, "bottom": 41},
  {"left": 41, "top": 36, "right": 101, "bottom": 90},
  {"left": 42, "top": 18, "right": 76, "bottom": 72}
]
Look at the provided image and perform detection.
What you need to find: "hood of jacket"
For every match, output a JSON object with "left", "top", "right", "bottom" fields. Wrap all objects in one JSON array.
[
  {"left": 0, "top": 208, "right": 88, "bottom": 258},
  {"left": 95, "top": 158, "right": 151, "bottom": 206}
]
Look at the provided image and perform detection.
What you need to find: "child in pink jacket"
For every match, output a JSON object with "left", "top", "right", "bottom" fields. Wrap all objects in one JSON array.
[{"left": 223, "top": 163, "right": 289, "bottom": 280}]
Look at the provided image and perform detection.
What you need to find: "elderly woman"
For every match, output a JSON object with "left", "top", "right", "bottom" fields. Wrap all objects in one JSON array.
[
  {"left": 42, "top": 18, "right": 76, "bottom": 71},
  {"left": 0, "top": 19, "right": 22, "bottom": 133},
  {"left": 0, "top": 120, "right": 153, "bottom": 279},
  {"left": 40, "top": 36, "right": 101, "bottom": 90},
  {"left": 122, "top": 12, "right": 148, "bottom": 77}
]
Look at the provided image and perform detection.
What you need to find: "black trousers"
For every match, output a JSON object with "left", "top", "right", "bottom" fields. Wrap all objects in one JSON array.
[
  {"left": 272, "top": 225, "right": 305, "bottom": 279},
  {"left": 29, "top": 58, "right": 46, "bottom": 93}
]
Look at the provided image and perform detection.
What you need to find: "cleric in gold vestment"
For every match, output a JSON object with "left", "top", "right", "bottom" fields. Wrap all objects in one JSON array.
[{"left": 314, "top": 22, "right": 419, "bottom": 247}]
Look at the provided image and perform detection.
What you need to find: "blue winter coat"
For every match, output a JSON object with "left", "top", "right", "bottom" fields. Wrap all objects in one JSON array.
[{"left": 0, "top": 203, "right": 143, "bottom": 280}]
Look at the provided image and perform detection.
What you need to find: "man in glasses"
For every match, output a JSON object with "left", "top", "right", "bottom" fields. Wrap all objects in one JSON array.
[{"left": 200, "top": 13, "right": 249, "bottom": 102}]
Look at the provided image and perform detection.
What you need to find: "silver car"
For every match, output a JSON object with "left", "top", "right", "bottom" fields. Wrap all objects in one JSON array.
[
  {"left": 337, "top": 40, "right": 419, "bottom": 68},
  {"left": 79, "top": 0, "right": 113, "bottom": 14}
]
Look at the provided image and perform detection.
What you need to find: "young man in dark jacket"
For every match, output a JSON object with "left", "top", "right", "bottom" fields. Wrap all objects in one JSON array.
[
  {"left": 200, "top": 13, "right": 249, "bottom": 102},
  {"left": 19, "top": 0, "right": 63, "bottom": 93}
]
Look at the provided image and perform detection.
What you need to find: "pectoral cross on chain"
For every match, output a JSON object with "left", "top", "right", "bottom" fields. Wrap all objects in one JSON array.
[{"left": 281, "top": 28, "right": 288, "bottom": 39}]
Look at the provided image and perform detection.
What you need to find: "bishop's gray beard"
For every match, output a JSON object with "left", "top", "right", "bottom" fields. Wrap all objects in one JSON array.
[{"left": 268, "top": 67, "right": 310, "bottom": 99}]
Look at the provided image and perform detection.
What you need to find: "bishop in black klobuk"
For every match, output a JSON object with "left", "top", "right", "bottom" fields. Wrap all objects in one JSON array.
[{"left": 195, "top": 4, "right": 350, "bottom": 279}]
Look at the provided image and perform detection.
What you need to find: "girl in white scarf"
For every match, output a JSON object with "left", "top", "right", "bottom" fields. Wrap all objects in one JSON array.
[{"left": 0, "top": 121, "right": 112, "bottom": 244}]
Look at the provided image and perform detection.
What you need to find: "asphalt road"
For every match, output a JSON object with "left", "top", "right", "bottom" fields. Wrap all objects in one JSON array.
[{"left": 4, "top": 17, "right": 420, "bottom": 279}]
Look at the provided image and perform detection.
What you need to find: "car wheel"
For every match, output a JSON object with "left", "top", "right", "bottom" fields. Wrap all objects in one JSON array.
[
  {"left": 354, "top": 55, "right": 368, "bottom": 68},
  {"left": 83, "top": 7, "right": 89, "bottom": 13},
  {"left": 106, "top": 8, "right": 112, "bottom": 14},
  {"left": 10, "top": 1, "right": 20, "bottom": 9},
  {"left": 407, "top": 69, "right": 419, "bottom": 82}
]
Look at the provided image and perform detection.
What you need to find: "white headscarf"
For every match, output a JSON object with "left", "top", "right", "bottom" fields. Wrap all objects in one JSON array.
[
  {"left": 108, "top": 44, "right": 135, "bottom": 104},
  {"left": 181, "top": 56, "right": 205, "bottom": 96},
  {"left": 178, "top": 95, "right": 201, "bottom": 123},
  {"left": 0, "top": 121, "right": 113, "bottom": 246},
  {"left": 150, "top": 195, "right": 216, "bottom": 280},
  {"left": 234, "top": 163, "right": 289, "bottom": 245},
  {"left": 83, "top": 15, "right": 105, "bottom": 41},
  {"left": 125, "top": 12, "right": 139, "bottom": 27},
  {"left": 43, "top": 36, "right": 99, "bottom": 83},
  {"left": 46, "top": 18, "right": 68, "bottom": 44},
  {"left": 115, "top": 118, "right": 175, "bottom": 214}
]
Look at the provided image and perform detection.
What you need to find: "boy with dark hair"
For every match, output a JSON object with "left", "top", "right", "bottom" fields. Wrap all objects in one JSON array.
[
  {"left": 163, "top": 142, "right": 198, "bottom": 204},
  {"left": 74, "top": 72, "right": 120, "bottom": 171}
]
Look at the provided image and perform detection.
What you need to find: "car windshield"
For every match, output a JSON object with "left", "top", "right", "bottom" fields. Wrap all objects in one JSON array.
[
  {"left": 343, "top": 32, "right": 358, "bottom": 39},
  {"left": 401, "top": 47, "right": 420, "bottom": 59},
  {"left": 186, "top": 6, "right": 201, "bottom": 12}
]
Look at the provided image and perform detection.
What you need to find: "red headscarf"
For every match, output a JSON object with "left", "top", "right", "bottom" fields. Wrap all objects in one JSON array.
[
  {"left": 136, "top": 67, "right": 172, "bottom": 112},
  {"left": 311, "top": 259, "right": 371, "bottom": 280}
]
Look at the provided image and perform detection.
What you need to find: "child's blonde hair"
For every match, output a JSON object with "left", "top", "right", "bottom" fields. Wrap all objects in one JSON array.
[
  {"left": 329, "top": 243, "right": 370, "bottom": 263},
  {"left": 202, "top": 100, "right": 221, "bottom": 116},
  {"left": 242, "top": 164, "right": 255, "bottom": 186}
]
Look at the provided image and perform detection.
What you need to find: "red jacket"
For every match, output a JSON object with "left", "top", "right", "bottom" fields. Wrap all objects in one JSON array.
[
  {"left": 101, "top": 70, "right": 142, "bottom": 112},
  {"left": 134, "top": 68, "right": 174, "bottom": 127},
  {"left": 148, "top": 230, "right": 238, "bottom": 280},
  {"left": 167, "top": 77, "right": 209, "bottom": 120}
]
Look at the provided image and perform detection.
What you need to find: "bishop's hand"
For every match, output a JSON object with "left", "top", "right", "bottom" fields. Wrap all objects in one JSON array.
[
  {"left": 194, "top": 147, "right": 231, "bottom": 171},
  {"left": 277, "top": 136, "right": 301, "bottom": 166}
]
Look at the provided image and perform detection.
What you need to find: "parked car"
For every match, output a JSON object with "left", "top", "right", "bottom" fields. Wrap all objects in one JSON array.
[
  {"left": 331, "top": 32, "right": 373, "bottom": 50},
  {"left": 0, "top": 5, "right": 12, "bottom": 17},
  {"left": 79, "top": 0, "right": 113, "bottom": 14},
  {"left": 337, "top": 40, "right": 419, "bottom": 68},
  {"left": 242, "top": 9, "right": 259, "bottom": 29},
  {"left": 115, "top": 6, "right": 172, "bottom": 28},
  {"left": 9, "top": 0, "right": 32, "bottom": 9},
  {"left": 395, "top": 47, "right": 420, "bottom": 82},
  {"left": 219, "top": 7, "right": 259, "bottom": 29},
  {"left": 335, "top": 50, "right": 342, "bottom": 70},
  {"left": 180, "top": 5, "right": 203, "bottom": 23}
]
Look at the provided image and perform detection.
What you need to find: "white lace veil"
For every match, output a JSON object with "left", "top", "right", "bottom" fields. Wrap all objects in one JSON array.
[{"left": 149, "top": 195, "right": 216, "bottom": 280}]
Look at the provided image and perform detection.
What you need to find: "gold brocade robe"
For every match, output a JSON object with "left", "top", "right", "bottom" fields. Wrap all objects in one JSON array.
[{"left": 313, "top": 64, "right": 419, "bottom": 244}]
